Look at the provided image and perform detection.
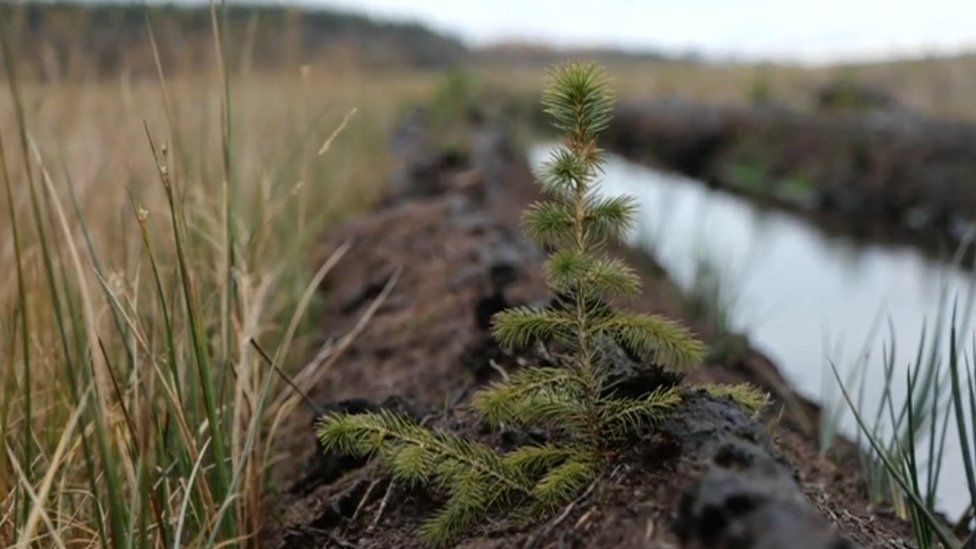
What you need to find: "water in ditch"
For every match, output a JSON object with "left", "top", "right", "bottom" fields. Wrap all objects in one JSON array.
[{"left": 530, "top": 143, "right": 974, "bottom": 517}]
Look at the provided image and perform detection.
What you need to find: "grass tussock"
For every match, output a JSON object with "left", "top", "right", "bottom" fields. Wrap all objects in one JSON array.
[
  {"left": 832, "top": 312, "right": 976, "bottom": 548},
  {"left": 0, "top": 9, "right": 438, "bottom": 546}
]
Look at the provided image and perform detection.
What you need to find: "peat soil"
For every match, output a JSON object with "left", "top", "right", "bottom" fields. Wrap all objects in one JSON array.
[
  {"left": 266, "top": 116, "right": 916, "bottom": 548},
  {"left": 605, "top": 100, "right": 976, "bottom": 257}
]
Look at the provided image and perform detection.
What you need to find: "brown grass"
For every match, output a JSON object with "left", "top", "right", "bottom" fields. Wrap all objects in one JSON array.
[
  {"left": 0, "top": 33, "right": 439, "bottom": 546},
  {"left": 476, "top": 53, "right": 976, "bottom": 120}
]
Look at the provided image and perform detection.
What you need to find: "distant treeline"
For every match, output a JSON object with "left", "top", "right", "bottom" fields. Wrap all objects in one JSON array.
[{"left": 0, "top": 1, "right": 470, "bottom": 79}]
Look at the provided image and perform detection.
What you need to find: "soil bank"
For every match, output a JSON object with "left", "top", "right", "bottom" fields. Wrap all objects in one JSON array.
[{"left": 266, "top": 115, "right": 915, "bottom": 548}]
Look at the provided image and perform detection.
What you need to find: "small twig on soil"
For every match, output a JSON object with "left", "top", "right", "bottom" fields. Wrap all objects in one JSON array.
[
  {"left": 572, "top": 508, "right": 595, "bottom": 531},
  {"left": 643, "top": 518, "right": 655, "bottom": 540},
  {"left": 309, "top": 528, "right": 362, "bottom": 549},
  {"left": 448, "top": 387, "right": 471, "bottom": 409},
  {"left": 351, "top": 479, "right": 383, "bottom": 523},
  {"left": 250, "top": 338, "right": 324, "bottom": 416},
  {"left": 369, "top": 479, "right": 396, "bottom": 532},
  {"left": 522, "top": 474, "right": 602, "bottom": 548},
  {"left": 488, "top": 359, "right": 510, "bottom": 381}
]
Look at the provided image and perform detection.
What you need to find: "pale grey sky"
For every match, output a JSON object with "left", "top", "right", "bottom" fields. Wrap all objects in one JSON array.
[{"left": 308, "top": 0, "right": 974, "bottom": 63}]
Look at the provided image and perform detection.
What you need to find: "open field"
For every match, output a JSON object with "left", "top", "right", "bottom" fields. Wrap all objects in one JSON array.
[{"left": 475, "top": 53, "right": 976, "bottom": 121}]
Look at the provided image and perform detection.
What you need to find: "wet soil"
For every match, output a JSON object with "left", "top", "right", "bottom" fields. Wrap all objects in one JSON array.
[
  {"left": 266, "top": 116, "right": 916, "bottom": 548},
  {"left": 606, "top": 100, "right": 976, "bottom": 256}
]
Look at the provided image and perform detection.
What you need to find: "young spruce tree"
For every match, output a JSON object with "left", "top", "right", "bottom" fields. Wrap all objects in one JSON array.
[{"left": 318, "top": 62, "right": 767, "bottom": 546}]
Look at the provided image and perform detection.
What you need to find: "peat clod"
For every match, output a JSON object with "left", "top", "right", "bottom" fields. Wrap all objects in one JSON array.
[
  {"left": 658, "top": 391, "right": 782, "bottom": 460},
  {"left": 599, "top": 342, "right": 684, "bottom": 401},
  {"left": 667, "top": 392, "right": 851, "bottom": 548},
  {"left": 677, "top": 466, "right": 853, "bottom": 549}
]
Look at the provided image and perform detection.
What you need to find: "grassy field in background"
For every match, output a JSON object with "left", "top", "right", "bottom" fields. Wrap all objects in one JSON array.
[
  {"left": 0, "top": 39, "right": 440, "bottom": 545},
  {"left": 476, "top": 53, "right": 976, "bottom": 121}
]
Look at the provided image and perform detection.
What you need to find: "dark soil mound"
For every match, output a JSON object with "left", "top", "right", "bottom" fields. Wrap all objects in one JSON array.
[{"left": 266, "top": 117, "right": 914, "bottom": 548}]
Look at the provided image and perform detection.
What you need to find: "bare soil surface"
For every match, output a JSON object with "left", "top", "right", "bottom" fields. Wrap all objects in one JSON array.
[{"left": 266, "top": 116, "right": 915, "bottom": 548}]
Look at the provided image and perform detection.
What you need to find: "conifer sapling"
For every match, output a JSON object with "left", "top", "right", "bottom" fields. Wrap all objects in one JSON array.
[{"left": 317, "top": 62, "right": 767, "bottom": 547}]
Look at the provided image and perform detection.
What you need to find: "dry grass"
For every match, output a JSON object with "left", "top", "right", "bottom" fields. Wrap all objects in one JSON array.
[
  {"left": 476, "top": 53, "right": 976, "bottom": 121},
  {"left": 0, "top": 23, "right": 439, "bottom": 546}
]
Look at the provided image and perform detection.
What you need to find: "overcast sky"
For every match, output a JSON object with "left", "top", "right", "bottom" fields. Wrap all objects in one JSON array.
[{"left": 307, "top": 0, "right": 974, "bottom": 63}]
